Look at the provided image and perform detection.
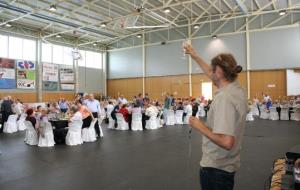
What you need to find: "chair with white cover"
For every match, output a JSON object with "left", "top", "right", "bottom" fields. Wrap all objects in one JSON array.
[
  {"left": 98, "top": 117, "right": 104, "bottom": 137},
  {"left": 82, "top": 119, "right": 97, "bottom": 142},
  {"left": 17, "top": 113, "right": 27, "bottom": 131},
  {"left": 269, "top": 107, "right": 279, "bottom": 120},
  {"left": 66, "top": 120, "right": 83, "bottom": 146},
  {"left": 291, "top": 108, "right": 300, "bottom": 121},
  {"left": 251, "top": 105, "right": 259, "bottom": 116},
  {"left": 24, "top": 121, "right": 38, "bottom": 145},
  {"left": 3, "top": 114, "right": 18, "bottom": 133},
  {"left": 131, "top": 113, "right": 143, "bottom": 131},
  {"left": 259, "top": 105, "right": 269, "bottom": 119},
  {"left": 146, "top": 114, "right": 159, "bottom": 130},
  {"left": 280, "top": 108, "right": 289, "bottom": 121},
  {"left": 197, "top": 105, "right": 206, "bottom": 118},
  {"left": 108, "top": 115, "right": 115, "bottom": 129},
  {"left": 175, "top": 110, "right": 184, "bottom": 124},
  {"left": 246, "top": 111, "right": 254, "bottom": 121},
  {"left": 157, "top": 111, "right": 164, "bottom": 128},
  {"left": 165, "top": 110, "right": 175, "bottom": 126},
  {"left": 115, "top": 113, "right": 129, "bottom": 130},
  {"left": 38, "top": 121, "right": 55, "bottom": 147}
]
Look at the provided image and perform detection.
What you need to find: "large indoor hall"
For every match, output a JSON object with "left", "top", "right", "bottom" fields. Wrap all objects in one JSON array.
[{"left": 0, "top": 0, "right": 300, "bottom": 190}]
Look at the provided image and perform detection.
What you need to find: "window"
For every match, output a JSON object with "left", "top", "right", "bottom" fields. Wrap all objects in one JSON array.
[
  {"left": 42, "top": 43, "right": 52, "bottom": 63},
  {"left": 79, "top": 50, "right": 102, "bottom": 69},
  {"left": 9, "top": 36, "right": 23, "bottom": 59},
  {"left": 23, "top": 39, "right": 36, "bottom": 61},
  {"left": 78, "top": 50, "right": 86, "bottom": 67},
  {"left": 202, "top": 82, "right": 213, "bottom": 100},
  {"left": 63, "top": 47, "right": 73, "bottom": 66},
  {"left": 52, "top": 45, "right": 63, "bottom": 64},
  {"left": 0, "top": 35, "right": 8, "bottom": 58}
]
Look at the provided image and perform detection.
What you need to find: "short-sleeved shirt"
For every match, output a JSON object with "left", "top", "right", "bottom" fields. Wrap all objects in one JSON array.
[{"left": 200, "top": 81, "right": 247, "bottom": 173}]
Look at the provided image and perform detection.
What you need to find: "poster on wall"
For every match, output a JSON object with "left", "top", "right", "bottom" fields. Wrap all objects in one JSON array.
[
  {"left": 43, "top": 63, "right": 59, "bottom": 82},
  {"left": 0, "top": 58, "right": 16, "bottom": 89},
  {"left": 61, "top": 84, "right": 75, "bottom": 91},
  {"left": 43, "top": 81, "right": 58, "bottom": 91},
  {"left": 16, "top": 60, "right": 36, "bottom": 89},
  {"left": 60, "top": 68, "right": 74, "bottom": 83}
]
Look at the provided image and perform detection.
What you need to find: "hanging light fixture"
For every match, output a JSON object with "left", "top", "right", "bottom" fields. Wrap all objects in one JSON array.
[
  {"left": 136, "top": 34, "right": 142, "bottom": 38},
  {"left": 49, "top": 5, "right": 57, "bottom": 11},
  {"left": 212, "top": 35, "right": 218, "bottom": 39},
  {"left": 279, "top": 10, "right": 287, "bottom": 16}
]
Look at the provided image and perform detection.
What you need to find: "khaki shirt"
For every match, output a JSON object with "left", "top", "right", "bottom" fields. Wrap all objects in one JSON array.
[{"left": 200, "top": 81, "right": 248, "bottom": 172}]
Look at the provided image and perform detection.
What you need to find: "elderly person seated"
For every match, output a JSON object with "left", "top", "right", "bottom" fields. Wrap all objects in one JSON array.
[
  {"left": 76, "top": 100, "right": 93, "bottom": 129},
  {"left": 26, "top": 108, "right": 38, "bottom": 129},
  {"left": 119, "top": 104, "right": 130, "bottom": 127}
]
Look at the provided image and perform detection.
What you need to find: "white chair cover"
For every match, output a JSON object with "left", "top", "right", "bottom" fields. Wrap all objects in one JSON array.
[
  {"left": 146, "top": 115, "right": 158, "bottom": 130},
  {"left": 17, "top": 113, "right": 27, "bottom": 131},
  {"left": 269, "top": 107, "right": 279, "bottom": 120},
  {"left": 259, "top": 105, "right": 269, "bottom": 119},
  {"left": 131, "top": 113, "right": 143, "bottom": 131},
  {"left": 3, "top": 114, "right": 18, "bottom": 133},
  {"left": 246, "top": 112, "right": 254, "bottom": 121},
  {"left": 108, "top": 115, "right": 115, "bottom": 129},
  {"left": 157, "top": 111, "right": 164, "bottom": 128},
  {"left": 165, "top": 110, "right": 175, "bottom": 126},
  {"left": 66, "top": 120, "right": 83, "bottom": 146},
  {"left": 291, "top": 108, "right": 300, "bottom": 121},
  {"left": 24, "top": 121, "right": 38, "bottom": 145},
  {"left": 98, "top": 117, "right": 104, "bottom": 137},
  {"left": 251, "top": 105, "right": 259, "bottom": 116},
  {"left": 197, "top": 105, "right": 206, "bottom": 117},
  {"left": 175, "top": 110, "right": 184, "bottom": 124},
  {"left": 82, "top": 119, "right": 97, "bottom": 142},
  {"left": 115, "top": 113, "right": 129, "bottom": 130},
  {"left": 38, "top": 121, "right": 55, "bottom": 147},
  {"left": 280, "top": 108, "right": 289, "bottom": 121}
]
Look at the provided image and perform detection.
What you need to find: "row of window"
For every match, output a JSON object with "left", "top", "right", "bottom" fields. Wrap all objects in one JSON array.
[{"left": 0, "top": 35, "right": 102, "bottom": 69}]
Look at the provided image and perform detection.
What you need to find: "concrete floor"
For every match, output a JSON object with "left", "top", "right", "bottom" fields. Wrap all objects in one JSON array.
[{"left": 0, "top": 119, "right": 300, "bottom": 190}]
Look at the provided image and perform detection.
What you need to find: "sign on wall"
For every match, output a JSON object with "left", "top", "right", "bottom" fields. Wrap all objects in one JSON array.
[
  {"left": 0, "top": 58, "right": 16, "bottom": 89},
  {"left": 60, "top": 68, "right": 74, "bottom": 83},
  {"left": 16, "top": 60, "right": 36, "bottom": 89},
  {"left": 43, "top": 63, "right": 59, "bottom": 82},
  {"left": 61, "top": 84, "right": 75, "bottom": 90},
  {"left": 43, "top": 81, "right": 58, "bottom": 91}
]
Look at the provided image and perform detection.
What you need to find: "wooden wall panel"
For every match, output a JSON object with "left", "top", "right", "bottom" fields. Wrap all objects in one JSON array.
[
  {"left": 250, "top": 70, "right": 286, "bottom": 101},
  {"left": 107, "top": 78, "right": 143, "bottom": 100},
  {"left": 42, "top": 92, "right": 75, "bottom": 102},
  {"left": 0, "top": 92, "right": 37, "bottom": 103}
]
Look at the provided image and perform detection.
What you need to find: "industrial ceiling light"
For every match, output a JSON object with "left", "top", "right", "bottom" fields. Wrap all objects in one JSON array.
[
  {"left": 5, "top": 23, "right": 12, "bottom": 27},
  {"left": 49, "top": 5, "right": 57, "bottom": 11},
  {"left": 163, "top": 8, "right": 171, "bottom": 13},
  {"left": 100, "top": 23, "right": 107, "bottom": 27},
  {"left": 212, "top": 35, "right": 218, "bottom": 39},
  {"left": 279, "top": 10, "right": 287, "bottom": 16},
  {"left": 56, "top": 34, "right": 61, "bottom": 38},
  {"left": 93, "top": 42, "right": 97, "bottom": 46},
  {"left": 136, "top": 34, "right": 142, "bottom": 38},
  {"left": 193, "top": 24, "right": 200, "bottom": 29}
]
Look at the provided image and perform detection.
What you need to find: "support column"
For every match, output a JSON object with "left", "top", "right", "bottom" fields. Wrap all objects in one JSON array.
[
  {"left": 74, "top": 57, "right": 79, "bottom": 94},
  {"left": 36, "top": 38, "right": 42, "bottom": 102},
  {"left": 142, "top": 32, "right": 146, "bottom": 96},
  {"left": 188, "top": 19, "right": 193, "bottom": 97},
  {"left": 102, "top": 50, "right": 107, "bottom": 96},
  {"left": 246, "top": 18, "right": 251, "bottom": 99}
]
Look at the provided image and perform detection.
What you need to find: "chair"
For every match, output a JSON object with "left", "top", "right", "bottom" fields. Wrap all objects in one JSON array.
[
  {"left": 24, "top": 121, "right": 38, "bottom": 145},
  {"left": 82, "top": 119, "right": 97, "bottom": 142},
  {"left": 66, "top": 120, "right": 83, "bottom": 146},
  {"left": 165, "top": 110, "right": 175, "bottom": 126},
  {"left": 269, "top": 107, "right": 279, "bottom": 120},
  {"left": 115, "top": 113, "right": 129, "bottom": 130},
  {"left": 3, "top": 114, "right": 18, "bottom": 133},
  {"left": 157, "top": 111, "right": 164, "bottom": 128},
  {"left": 246, "top": 111, "right": 254, "bottom": 121},
  {"left": 98, "top": 117, "right": 104, "bottom": 137},
  {"left": 291, "top": 108, "right": 300, "bottom": 121},
  {"left": 146, "top": 114, "right": 158, "bottom": 130},
  {"left": 175, "top": 110, "right": 184, "bottom": 124},
  {"left": 131, "top": 113, "right": 143, "bottom": 131},
  {"left": 251, "top": 105, "right": 259, "bottom": 116},
  {"left": 38, "top": 121, "right": 55, "bottom": 147},
  {"left": 107, "top": 115, "right": 115, "bottom": 129},
  {"left": 17, "top": 113, "right": 27, "bottom": 131},
  {"left": 259, "top": 105, "right": 269, "bottom": 120},
  {"left": 197, "top": 105, "right": 206, "bottom": 117},
  {"left": 280, "top": 108, "right": 289, "bottom": 121}
]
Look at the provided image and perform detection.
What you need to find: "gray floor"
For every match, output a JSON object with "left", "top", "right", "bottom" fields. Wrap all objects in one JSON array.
[{"left": 0, "top": 119, "right": 300, "bottom": 190}]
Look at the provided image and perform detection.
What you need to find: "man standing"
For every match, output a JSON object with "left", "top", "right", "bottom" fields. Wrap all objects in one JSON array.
[
  {"left": 0, "top": 96, "right": 14, "bottom": 133},
  {"left": 184, "top": 44, "right": 247, "bottom": 190},
  {"left": 84, "top": 94, "right": 101, "bottom": 138}
]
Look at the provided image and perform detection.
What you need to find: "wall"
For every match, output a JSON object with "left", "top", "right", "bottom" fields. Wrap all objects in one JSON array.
[{"left": 78, "top": 67, "right": 104, "bottom": 93}]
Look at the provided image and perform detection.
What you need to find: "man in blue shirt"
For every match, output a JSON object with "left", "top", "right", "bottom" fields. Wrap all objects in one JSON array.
[
  {"left": 58, "top": 98, "right": 68, "bottom": 113},
  {"left": 84, "top": 94, "right": 101, "bottom": 138}
]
